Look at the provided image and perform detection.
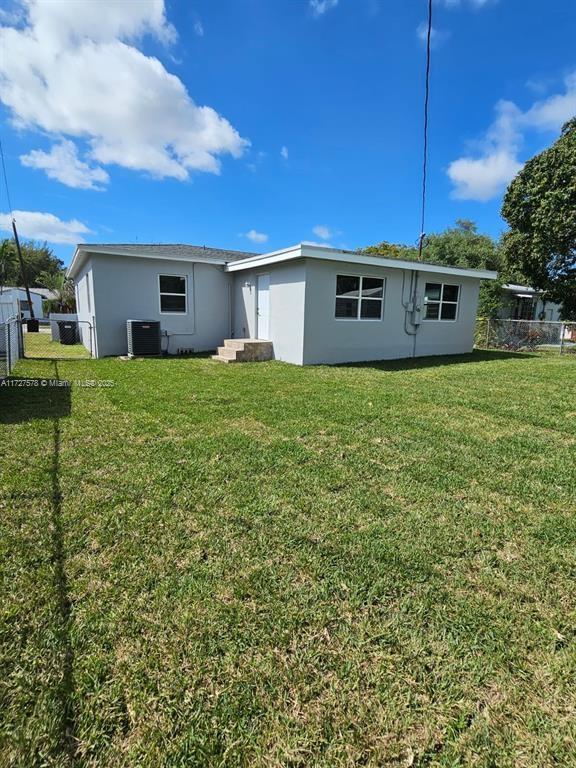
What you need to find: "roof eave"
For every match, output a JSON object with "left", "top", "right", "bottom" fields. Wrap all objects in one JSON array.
[
  {"left": 226, "top": 243, "right": 498, "bottom": 280},
  {"left": 66, "top": 246, "right": 231, "bottom": 279}
]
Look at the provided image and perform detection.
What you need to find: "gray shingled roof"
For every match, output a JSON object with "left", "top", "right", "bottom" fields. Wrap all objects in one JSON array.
[{"left": 79, "top": 244, "right": 259, "bottom": 262}]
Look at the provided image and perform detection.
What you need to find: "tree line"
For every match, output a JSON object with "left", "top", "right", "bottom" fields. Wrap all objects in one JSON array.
[{"left": 0, "top": 238, "right": 76, "bottom": 313}]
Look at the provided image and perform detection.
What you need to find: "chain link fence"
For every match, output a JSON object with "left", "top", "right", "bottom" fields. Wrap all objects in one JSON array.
[
  {"left": 21, "top": 319, "right": 93, "bottom": 359},
  {"left": 0, "top": 317, "right": 23, "bottom": 376},
  {"left": 476, "top": 318, "right": 576, "bottom": 355}
]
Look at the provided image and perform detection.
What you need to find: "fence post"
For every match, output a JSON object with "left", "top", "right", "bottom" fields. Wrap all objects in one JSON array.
[
  {"left": 486, "top": 318, "right": 490, "bottom": 349},
  {"left": 560, "top": 323, "right": 565, "bottom": 356},
  {"left": 6, "top": 322, "right": 10, "bottom": 374}
]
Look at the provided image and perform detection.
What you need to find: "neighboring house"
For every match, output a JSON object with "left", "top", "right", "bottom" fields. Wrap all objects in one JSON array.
[
  {"left": 498, "top": 284, "right": 563, "bottom": 322},
  {"left": 67, "top": 242, "right": 497, "bottom": 364},
  {"left": 0, "top": 287, "right": 50, "bottom": 321}
]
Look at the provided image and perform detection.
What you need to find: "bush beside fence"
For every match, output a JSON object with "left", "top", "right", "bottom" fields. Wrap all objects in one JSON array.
[{"left": 476, "top": 317, "right": 576, "bottom": 355}]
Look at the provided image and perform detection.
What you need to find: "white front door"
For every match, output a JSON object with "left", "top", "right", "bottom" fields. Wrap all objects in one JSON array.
[{"left": 257, "top": 274, "right": 270, "bottom": 340}]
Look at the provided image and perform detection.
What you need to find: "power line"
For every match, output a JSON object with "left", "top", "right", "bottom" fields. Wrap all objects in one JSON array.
[
  {"left": 0, "top": 137, "right": 15, "bottom": 217},
  {"left": 0, "top": 136, "right": 36, "bottom": 319},
  {"left": 418, "top": 0, "right": 433, "bottom": 261}
]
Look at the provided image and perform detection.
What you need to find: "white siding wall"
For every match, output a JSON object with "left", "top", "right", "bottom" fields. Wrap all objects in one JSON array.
[
  {"left": 0, "top": 289, "right": 44, "bottom": 320},
  {"left": 301, "top": 259, "right": 481, "bottom": 365},
  {"left": 86, "top": 255, "right": 231, "bottom": 357},
  {"left": 74, "top": 258, "right": 96, "bottom": 353},
  {"left": 232, "top": 261, "right": 306, "bottom": 364}
]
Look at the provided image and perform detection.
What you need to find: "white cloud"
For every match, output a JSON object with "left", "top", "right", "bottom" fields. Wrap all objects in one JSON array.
[
  {"left": 522, "top": 72, "right": 576, "bottom": 131},
  {"left": 448, "top": 150, "right": 523, "bottom": 202},
  {"left": 0, "top": 0, "right": 248, "bottom": 187},
  {"left": 312, "top": 225, "right": 333, "bottom": 240},
  {"left": 416, "top": 22, "right": 450, "bottom": 47},
  {"left": 280, "top": 145, "right": 289, "bottom": 160},
  {"left": 309, "top": 0, "right": 338, "bottom": 18},
  {"left": 20, "top": 140, "right": 110, "bottom": 190},
  {"left": 244, "top": 229, "right": 268, "bottom": 244},
  {"left": 442, "top": 0, "right": 496, "bottom": 7},
  {"left": 194, "top": 20, "right": 204, "bottom": 37},
  {"left": 0, "top": 210, "right": 91, "bottom": 244},
  {"left": 447, "top": 72, "right": 576, "bottom": 201},
  {"left": 302, "top": 240, "right": 334, "bottom": 248}
]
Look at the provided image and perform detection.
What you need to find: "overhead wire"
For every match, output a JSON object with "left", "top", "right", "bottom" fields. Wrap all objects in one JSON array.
[{"left": 417, "top": 0, "right": 433, "bottom": 261}]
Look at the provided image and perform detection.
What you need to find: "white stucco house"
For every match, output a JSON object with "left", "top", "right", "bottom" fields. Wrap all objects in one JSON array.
[
  {"left": 0, "top": 286, "right": 49, "bottom": 321},
  {"left": 67, "top": 242, "right": 497, "bottom": 364},
  {"left": 498, "top": 284, "right": 563, "bottom": 322}
]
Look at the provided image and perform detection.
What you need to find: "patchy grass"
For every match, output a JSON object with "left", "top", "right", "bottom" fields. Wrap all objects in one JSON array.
[{"left": 1, "top": 351, "right": 575, "bottom": 767}]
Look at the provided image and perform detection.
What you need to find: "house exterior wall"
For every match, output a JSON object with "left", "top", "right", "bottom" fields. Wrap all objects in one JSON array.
[
  {"left": 74, "top": 258, "right": 96, "bottom": 353},
  {"left": 232, "top": 261, "right": 306, "bottom": 364},
  {"left": 300, "top": 259, "right": 481, "bottom": 365},
  {"left": 498, "top": 291, "right": 563, "bottom": 321},
  {"left": 83, "top": 255, "right": 231, "bottom": 357},
  {"left": 0, "top": 288, "right": 44, "bottom": 320}
]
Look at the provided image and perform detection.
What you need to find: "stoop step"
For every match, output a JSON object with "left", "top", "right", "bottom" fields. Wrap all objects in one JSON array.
[{"left": 212, "top": 338, "right": 274, "bottom": 363}]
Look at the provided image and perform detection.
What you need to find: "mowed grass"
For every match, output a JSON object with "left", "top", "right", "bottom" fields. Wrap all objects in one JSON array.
[
  {"left": 1, "top": 351, "right": 575, "bottom": 767},
  {"left": 23, "top": 330, "right": 91, "bottom": 359}
]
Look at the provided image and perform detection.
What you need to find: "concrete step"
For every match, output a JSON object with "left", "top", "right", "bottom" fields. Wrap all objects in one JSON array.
[
  {"left": 217, "top": 346, "right": 238, "bottom": 359},
  {"left": 211, "top": 354, "right": 239, "bottom": 363},
  {"left": 223, "top": 339, "right": 247, "bottom": 351},
  {"left": 222, "top": 339, "right": 273, "bottom": 361}
]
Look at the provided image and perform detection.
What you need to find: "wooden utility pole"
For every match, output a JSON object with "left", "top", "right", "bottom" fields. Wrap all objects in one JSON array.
[{"left": 12, "top": 219, "right": 35, "bottom": 320}]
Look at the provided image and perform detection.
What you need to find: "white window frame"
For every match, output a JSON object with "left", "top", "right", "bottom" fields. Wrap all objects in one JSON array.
[
  {"left": 159, "top": 274, "right": 188, "bottom": 315},
  {"left": 335, "top": 274, "right": 385, "bottom": 321},
  {"left": 423, "top": 282, "right": 460, "bottom": 322}
]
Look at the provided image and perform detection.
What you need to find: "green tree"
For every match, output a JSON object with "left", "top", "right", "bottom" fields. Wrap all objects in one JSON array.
[
  {"left": 501, "top": 117, "right": 576, "bottom": 319},
  {"left": 362, "top": 220, "right": 509, "bottom": 318},
  {"left": 35, "top": 270, "right": 76, "bottom": 314},
  {"left": 0, "top": 238, "right": 64, "bottom": 288},
  {"left": 361, "top": 240, "right": 418, "bottom": 261},
  {"left": 0, "top": 239, "right": 16, "bottom": 289}
]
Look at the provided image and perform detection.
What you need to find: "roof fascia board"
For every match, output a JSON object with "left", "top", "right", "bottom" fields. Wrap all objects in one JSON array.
[
  {"left": 227, "top": 244, "right": 498, "bottom": 280},
  {"left": 67, "top": 248, "right": 230, "bottom": 278}
]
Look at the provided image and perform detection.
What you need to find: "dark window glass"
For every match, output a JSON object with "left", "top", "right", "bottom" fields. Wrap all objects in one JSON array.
[
  {"left": 361, "top": 277, "right": 384, "bottom": 298},
  {"left": 160, "top": 294, "right": 186, "bottom": 312},
  {"left": 360, "top": 299, "right": 382, "bottom": 319},
  {"left": 440, "top": 302, "right": 457, "bottom": 320},
  {"left": 443, "top": 284, "right": 460, "bottom": 302},
  {"left": 159, "top": 275, "right": 186, "bottom": 294},
  {"left": 335, "top": 297, "right": 359, "bottom": 318},
  {"left": 20, "top": 301, "right": 31, "bottom": 311},
  {"left": 424, "top": 302, "right": 440, "bottom": 320},
  {"left": 336, "top": 275, "right": 360, "bottom": 297},
  {"left": 424, "top": 283, "right": 442, "bottom": 302}
]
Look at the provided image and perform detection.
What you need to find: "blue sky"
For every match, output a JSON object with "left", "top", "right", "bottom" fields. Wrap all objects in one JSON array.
[{"left": 0, "top": 0, "right": 575, "bottom": 265}]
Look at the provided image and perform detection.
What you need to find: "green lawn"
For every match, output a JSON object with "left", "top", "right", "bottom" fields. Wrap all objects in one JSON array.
[
  {"left": 1, "top": 352, "right": 575, "bottom": 767},
  {"left": 23, "top": 330, "right": 91, "bottom": 359}
]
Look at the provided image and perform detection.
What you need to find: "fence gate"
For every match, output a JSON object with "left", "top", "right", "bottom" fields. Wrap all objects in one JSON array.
[
  {"left": 20, "top": 318, "right": 94, "bottom": 360},
  {"left": 476, "top": 318, "right": 576, "bottom": 355}
]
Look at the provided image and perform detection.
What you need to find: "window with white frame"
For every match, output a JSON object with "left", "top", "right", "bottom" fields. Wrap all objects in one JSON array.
[
  {"left": 423, "top": 282, "right": 460, "bottom": 321},
  {"left": 335, "top": 275, "right": 384, "bottom": 320},
  {"left": 159, "top": 275, "right": 187, "bottom": 313}
]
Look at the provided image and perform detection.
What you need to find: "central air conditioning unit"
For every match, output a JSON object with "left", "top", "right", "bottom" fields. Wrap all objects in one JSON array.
[{"left": 126, "top": 320, "right": 161, "bottom": 356}]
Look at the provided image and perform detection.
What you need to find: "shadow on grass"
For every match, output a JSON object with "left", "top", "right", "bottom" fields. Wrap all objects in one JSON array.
[
  {"left": 50, "top": 407, "right": 78, "bottom": 763},
  {"left": 337, "top": 349, "right": 537, "bottom": 373},
  {"left": 0, "top": 376, "right": 71, "bottom": 424},
  {"left": 1, "top": 363, "right": 78, "bottom": 761}
]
